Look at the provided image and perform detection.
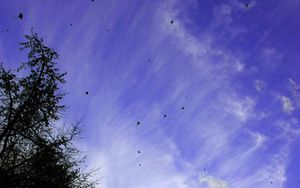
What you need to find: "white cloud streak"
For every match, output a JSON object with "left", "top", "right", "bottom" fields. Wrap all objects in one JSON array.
[
  {"left": 254, "top": 80, "right": 267, "bottom": 92},
  {"left": 13, "top": 0, "right": 296, "bottom": 187},
  {"left": 199, "top": 175, "right": 229, "bottom": 188},
  {"left": 280, "top": 96, "right": 294, "bottom": 113}
]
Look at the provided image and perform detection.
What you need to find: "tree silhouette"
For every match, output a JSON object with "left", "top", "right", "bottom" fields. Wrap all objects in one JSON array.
[{"left": 0, "top": 31, "right": 95, "bottom": 187}]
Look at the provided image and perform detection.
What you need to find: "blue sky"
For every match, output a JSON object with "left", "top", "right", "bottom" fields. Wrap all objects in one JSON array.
[{"left": 1, "top": 0, "right": 300, "bottom": 187}]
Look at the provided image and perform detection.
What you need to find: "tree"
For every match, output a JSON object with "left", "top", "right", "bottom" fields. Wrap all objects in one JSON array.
[{"left": 0, "top": 31, "right": 95, "bottom": 187}]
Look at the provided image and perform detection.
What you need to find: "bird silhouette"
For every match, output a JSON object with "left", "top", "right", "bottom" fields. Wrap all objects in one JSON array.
[
  {"left": 18, "top": 13, "right": 23, "bottom": 20},
  {"left": 164, "top": 114, "right": 167, "bottom": 118},
  {"left": 70, "top": 23, "right": 73, "bottom": 26},
  {"left": 181, "top": 107, "right": 185, "bottom": 110},
  {"left": 136, "top": 121, "right": 140, "bottom": 126},
  {"left": 138, "top": 150, "right": 141, "bottom": 153},
  {"left": 85, "top": 91, "right": 89, "bottom": 95},
  {"left": 245, "top": 3, "right": 249, "bottom": 8},
  {"left": 139, "top": 164, "right": 142, "bottom": 166},
  {"left": 170, "top": 20, "right": 174, "bottom": 24}
]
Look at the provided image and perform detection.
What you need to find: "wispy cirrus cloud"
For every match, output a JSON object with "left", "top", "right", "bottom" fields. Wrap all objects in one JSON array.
[
  {"left": 1, "top": 0, "right": 299, "bottom": 187},
  {"left": 199, "top": 174, "right": 229, "bottom": 188},
  {"left": 254, "top": 79, "right": 267, "bottom": 92},
  {"left": 280, "top": 96, "right": 294, "bottom": 113}
]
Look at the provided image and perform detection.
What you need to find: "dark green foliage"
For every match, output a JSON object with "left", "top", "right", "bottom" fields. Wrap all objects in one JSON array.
[{"left": 0, "top": 31, "right": 95, "bottom": 187}]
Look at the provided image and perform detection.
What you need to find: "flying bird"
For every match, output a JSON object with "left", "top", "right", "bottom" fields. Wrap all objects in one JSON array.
[
  {"left": 70, "top": 23, "right": 73, "bottom": 26},
  {"left": 181, "top": 106, "right": 185, "bottom": 110},
  {"left": 245, "top": 3, "right": 249, "bottom": 8},
  {"left": 170, "top": 20, "right": 174, "bottom": 24},
  {"left": 136, "top": 121, "right": 140, "bottom": 126},
  {"left": 139, "top": 164, "right": 142, "bottom": 166},
  {"left": 18, "top": 13, "right": 23, "bottom": 20},
  {"left": 85, "top": 91, "right": 89, "bottom": 95},
  {"left": 138, "top": 150, "right": 141, "bottom": 153},
  {"left": 164, "top": 114, "right": 167, "bottom": 118}
]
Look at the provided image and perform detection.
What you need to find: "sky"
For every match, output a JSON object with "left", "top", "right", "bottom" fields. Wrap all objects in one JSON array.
[{"left": 1, "top": 0, "right": 300, "bottom": 187}]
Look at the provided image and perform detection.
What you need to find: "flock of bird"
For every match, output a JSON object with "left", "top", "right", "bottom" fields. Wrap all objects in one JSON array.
[
  {"left": 1, "top": 1, "right": 290, "bottom": 185},
  {"left": 55, "top": 1, "right": 279, "bottom": 184}
]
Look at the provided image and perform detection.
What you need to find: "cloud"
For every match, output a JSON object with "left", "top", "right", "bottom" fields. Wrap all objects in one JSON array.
[
  {"left": 249, "top": 131, "right": 267, "bottom": 148},
  {"left": 289, "top": 78, "right": 300, "bottom": 90},
  {"left": 280, "top": 96, "right": 294, "bottom": 113},
  {"left": 155, "top": 0, "right": 245, "bottom": 77},
  {"left": 219, "top": 94, "right": 256, "bottom": 122},
  {"left": 253, "top": 79, "right": 267, "bottom": 92},
  {"left": 82, "top": 126, "right": 190, "bottom": 188},
  {"left": 14, "top": 0, "right": 296, "bottom": 187},
  {"left": 153, "top": 3, "right": 291, "bottom": 188},
  {"left": 288, "top": 78, "right": 300, "bottom": 107},
  {"left": 156, "top": 5, "right": 210, "bottom": 58},
  {"left": 276, "top": 119, "right": 300, "bottom": 139},
  {"left": 261, "top": 47, "right": 283, "bottom": 64},
  {"left": 213, "top": 4, "right": 233, "bottom": 25},
  {"left": 199, "top": 175, "right": 229, "bottom": 188}
]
